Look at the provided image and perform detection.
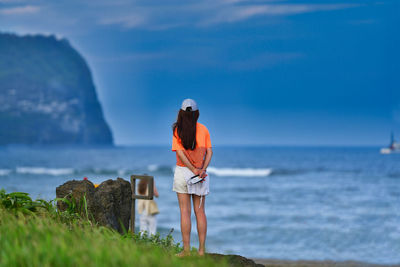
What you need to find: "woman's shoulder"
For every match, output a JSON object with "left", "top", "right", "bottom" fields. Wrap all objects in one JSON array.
[
  {"left": 197, "top": 122, "right": 209, "bottom": 133},
  {"left": 197, "top": 122, "right": 207, "bottom": 129}
]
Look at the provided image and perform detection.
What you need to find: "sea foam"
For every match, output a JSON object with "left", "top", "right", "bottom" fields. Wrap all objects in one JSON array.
[
  {"left": 207, "top": 167, "right": 272, "bottom": 177},
  {"left": 0, "top": 169, "right": 12, "bottom": 176},
  {"left": 16, "top": 167, "right": 74, "bottom": 176}
]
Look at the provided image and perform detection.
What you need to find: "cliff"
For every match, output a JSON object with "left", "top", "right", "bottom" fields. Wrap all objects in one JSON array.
[{"left": 0, "top": 33, "right": 113, "bottom": 145}]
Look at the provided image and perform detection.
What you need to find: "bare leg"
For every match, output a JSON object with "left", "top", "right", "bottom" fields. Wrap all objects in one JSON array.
[
  {"left": 192, "top": 195, "right": 207, "bottom": 256},
  {"left": 177, "top": 193, "right": 191, "bottom": 255}
]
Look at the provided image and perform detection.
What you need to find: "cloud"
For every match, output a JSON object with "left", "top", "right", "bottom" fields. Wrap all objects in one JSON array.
[
  {"left": 99, "top": 15, "right": 146, "bottom": 28},
  {"left": 88, "top": 1, "right": 361, "bottom": 29},
  {"left": 0, "top": 5, "right": 40, "bottom": 15},
  {"left": 0, "top": 0, "right": 361, "bottom": 32},
  {"left": 200, "top": 3, "right": 359, "bottom": 25},
  {"left": 0, "top": 0, "right": 27, "bottom": 2}
]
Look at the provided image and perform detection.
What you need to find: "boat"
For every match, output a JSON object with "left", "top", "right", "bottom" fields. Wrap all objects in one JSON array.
[{"left": 380, "top": 133, "right": 400, "bottom": 154}]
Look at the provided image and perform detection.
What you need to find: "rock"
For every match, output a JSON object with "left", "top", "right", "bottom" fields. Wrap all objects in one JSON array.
[
  {"left": 56, "top": 178, "right": 132, "bottom": 233},
  {"left": 207, "top": 253, "right": 264, "bottom": 267},
  {"left": 0, "top": 32, "right": 113, "bottom": 145},
  {"left": 55, "top": 179, "right": 96, "bottom": 212},
  {"left": 91, "top": 178, "right": 132, "bottom": 233}
]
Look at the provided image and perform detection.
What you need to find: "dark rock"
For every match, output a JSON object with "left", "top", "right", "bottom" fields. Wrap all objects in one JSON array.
[
  {"left": 91, "top": 178, "right": 132, "bottom": 233},
  {"left": 56, "top": 178, "right": 132, "bottom": 233},
  {"left": 55, "top": 179, "right": 95, "bottom": 212},
  {"left": 207, "top": 253, "right": 264, "bottom": 267}
]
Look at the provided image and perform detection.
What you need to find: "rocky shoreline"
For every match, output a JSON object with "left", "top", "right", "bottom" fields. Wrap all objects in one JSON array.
[
  {"left": 206, "top": 254, "right": 400, "bottom": 267},
  {"left": 252, "top": 258, "right": 400, "bottom": 267}
]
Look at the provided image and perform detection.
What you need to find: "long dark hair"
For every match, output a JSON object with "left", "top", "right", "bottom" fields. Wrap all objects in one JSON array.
[
  {"left": 138, "top": 179, "right": 148, "bottom": 195},
  {"left": 172, "top": 107, "right": 200, "bottom": 150}
]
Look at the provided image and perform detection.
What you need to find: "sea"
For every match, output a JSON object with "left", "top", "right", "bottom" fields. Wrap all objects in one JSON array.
[{"left": 0, "top": 146, "right": 399, "bottom": 264}]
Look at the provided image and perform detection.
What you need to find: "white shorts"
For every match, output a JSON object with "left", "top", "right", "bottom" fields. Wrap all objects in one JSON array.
[
  {"left": 173, "top": 166, "right": 210, "bottom": 196},
  {"left": 173, "top": 166, "right": 192, "bottom": 193}
]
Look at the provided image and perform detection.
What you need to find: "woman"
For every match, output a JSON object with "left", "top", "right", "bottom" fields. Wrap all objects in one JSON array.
[
  {"left": 172, "top": 99, "right": 213, "bottom": 256},
  {"left": 137, "top": 179, "right": 159, "bottom": 235}
]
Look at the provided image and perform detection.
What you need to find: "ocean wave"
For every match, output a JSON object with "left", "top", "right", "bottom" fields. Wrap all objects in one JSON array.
[
  {"left": 77, "top": 168, "right": 126, "bottom": 176},
  {"left": 10, "top": 165, "right": 361, "bottom": 178},
  {"left": 388, "top": 172, "right": 400, "bottom": 178},
  {"left": 146, "top": 165, "right": 274, "bottom": 177},
  {"left": 146, "top": 165, "right": 306, "bottom": 177},
  {"left": 0, "top": 169, "right": 12, "bottom": 176},
  {"left": 147, "top": 164, "right": 176, "bottom": 174},
  {"left": 147, "top": 164, "right": 159, "bottom": 172},
  {"left": 16, "top": 167, "right": 74, "bottom": 176},
  {"left": 207, "top": 167, "right": 272, "bottom": 177},
  {"left": 118, "top": 169, "right": 128, "bottom": 176},
  {"left": 271, "top": 169, "right": 307, "bottom": 176}
]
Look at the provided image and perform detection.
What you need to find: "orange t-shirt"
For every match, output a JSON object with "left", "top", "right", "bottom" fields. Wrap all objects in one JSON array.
[{"left": 172, "top": 122, "right": 212, "bottom": 169}]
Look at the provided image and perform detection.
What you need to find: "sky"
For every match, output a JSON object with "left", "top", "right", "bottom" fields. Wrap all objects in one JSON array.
[{"left": 1, "top": 0, "right": 399, "bottom": 146}]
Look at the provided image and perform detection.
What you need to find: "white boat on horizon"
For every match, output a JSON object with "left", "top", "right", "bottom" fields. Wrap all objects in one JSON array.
[{"left": 380, "top": 133, "right": 400, "bottom": 154}]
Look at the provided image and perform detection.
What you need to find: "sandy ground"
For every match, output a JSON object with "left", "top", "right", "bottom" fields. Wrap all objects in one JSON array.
[{"left": 252, "top": 259, "right": 400, "bottom": 267}]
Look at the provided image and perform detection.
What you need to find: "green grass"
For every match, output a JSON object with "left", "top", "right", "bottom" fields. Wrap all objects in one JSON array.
[{"left": 0, "top": 190, "right": 228, "bottom": 267}]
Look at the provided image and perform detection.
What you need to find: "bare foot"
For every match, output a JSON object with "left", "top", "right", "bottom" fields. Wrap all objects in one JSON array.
[
  {"left": 175, "top": 251, "right": 190, "bottom": 257},
  {"left": 198, "top": 250, "right": 205, "bottom": 256}
]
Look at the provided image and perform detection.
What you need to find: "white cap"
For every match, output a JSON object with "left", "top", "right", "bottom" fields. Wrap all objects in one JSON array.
[{"left": 181, "top": 99, "right": 198, "bottom": 111}]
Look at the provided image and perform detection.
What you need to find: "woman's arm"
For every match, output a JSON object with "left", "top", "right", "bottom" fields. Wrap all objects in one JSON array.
[
  {"left": 202, "top": 147, "right": 213, "bottom": 170},
  {"left": 176, "top": 150, "right": 201, "bottom": 176},
  {"left": 153, "top": 182, "right": 159, "bottom": 198},
  {"left": 200, "top": 147, "right": 213, "bottom": 178}
]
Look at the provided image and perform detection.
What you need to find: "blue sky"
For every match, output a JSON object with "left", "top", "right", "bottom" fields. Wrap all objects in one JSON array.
[{"left": 1, "top": 0, "right": 398, "bottom": 146}]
